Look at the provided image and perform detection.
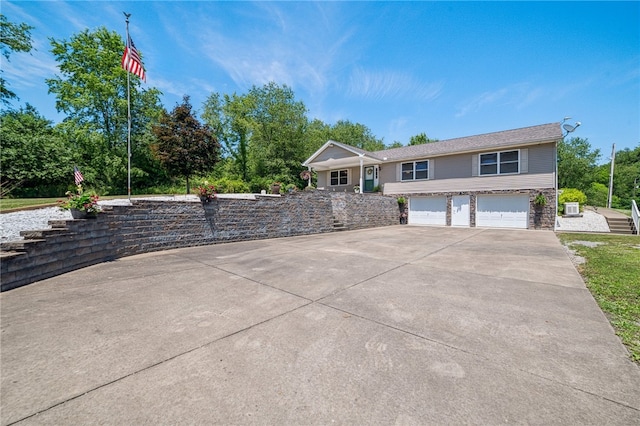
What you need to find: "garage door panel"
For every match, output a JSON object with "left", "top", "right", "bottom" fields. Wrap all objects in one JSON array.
[
  {"left": 477, "top": 195, "right": 529, "bottom": 229},
  {"left": 409, "top": 197, "right": 446, "bottom": 225}
]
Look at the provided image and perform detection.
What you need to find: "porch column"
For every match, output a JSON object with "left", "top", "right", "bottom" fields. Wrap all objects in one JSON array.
[
  {"left": 307, "top": 166, "right": 312, "bottom": 188},
  {"left": 359, "top": 156, "right": 364, "bottom": 193}
]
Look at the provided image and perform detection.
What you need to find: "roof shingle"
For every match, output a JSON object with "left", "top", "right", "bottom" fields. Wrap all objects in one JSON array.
[{"left": 372, "top": 122, "right": 562, "bottom": 161}]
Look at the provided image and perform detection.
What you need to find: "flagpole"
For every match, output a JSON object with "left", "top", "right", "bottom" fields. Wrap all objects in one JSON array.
[{"left": 124, "top": 12, "right": 132, "bottom": 201}]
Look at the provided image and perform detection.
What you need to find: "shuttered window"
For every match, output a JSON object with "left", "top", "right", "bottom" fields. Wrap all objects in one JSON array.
[
  {"left": 479, "top": 150, "right": 519, "bottom": 175},
  {"left": 401, "top": 160, "right": 429, "bottom": 181}
]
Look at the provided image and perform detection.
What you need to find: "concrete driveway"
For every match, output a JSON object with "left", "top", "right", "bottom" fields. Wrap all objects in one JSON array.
[{"left": 1, "top": 226, "right": 639, "bottom": 425}]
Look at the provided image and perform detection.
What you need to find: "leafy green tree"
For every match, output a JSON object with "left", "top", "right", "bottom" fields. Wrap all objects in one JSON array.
[
  {"left": 152, "top": 96, "right": 220, "bottom": 193},
  {"left": 0, "top": 15, "right": 34, "bottom": 105},
  {"left": 329, "top": 119, "right": 385, "bottom": 151},
  {"left": 585, "top": 182, "right": 609, "bottom": 207},
  {"left": 46, "top": 27, "right": 163, "bottom": 192},
  {"left": 246, "top": 82, "right": 308, "bottom": 181},
  {"left": 409, "top": 132, "right": 438, "bottom": 145},
  {"left": 557, "top": 137, "right": 600, "bottom": 192},
  {"left": 609, "top": 146, "right": 640, "bottom": 207},
  {"left": 0, "top": 105, "right": 75, "bottom": 196},
  {"left": 303, "top": 118, "right": 332, "bottom": 157},
  {"left": 202, "top": 92, "right": 254, "bottom": 181}
]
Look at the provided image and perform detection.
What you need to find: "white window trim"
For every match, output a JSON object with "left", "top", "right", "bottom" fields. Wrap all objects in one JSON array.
[
  {"left": 479, "top": 149, "right": 520, "bottom": 176},
  {"left": 329, "top": 169, "right": 350, "bottom": 186},
  {"left": 400, "top": 160, "right": 430, "bottom": 181}
]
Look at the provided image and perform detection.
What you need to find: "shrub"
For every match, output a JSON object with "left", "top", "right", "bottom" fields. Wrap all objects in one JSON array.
[
  {"left": 212, "top": 177, "right": 250, "bottom": 194},
  {"left": 558, "top": 188, "right": 587, "bottom": 214},
  {"left": 585, "top": 182, "right": 608, "bottom": 207}
]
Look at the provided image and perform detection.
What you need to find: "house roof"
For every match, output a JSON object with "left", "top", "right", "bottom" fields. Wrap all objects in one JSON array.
[
  {"left": 302, "top": 122, "right": 562, "bottom": 170},
  {"left": 371, "top": 122, "right": 562, "bottom": 162}
]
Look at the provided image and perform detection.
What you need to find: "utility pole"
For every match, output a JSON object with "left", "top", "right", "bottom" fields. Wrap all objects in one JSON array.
[{"left": 607, "top": 143, "right": 616, "bottom": 209}]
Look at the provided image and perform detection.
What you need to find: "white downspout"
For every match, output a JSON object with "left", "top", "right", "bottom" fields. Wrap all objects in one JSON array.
[{"left": 359, "top": 156, "right": 364, "bottom": 193}]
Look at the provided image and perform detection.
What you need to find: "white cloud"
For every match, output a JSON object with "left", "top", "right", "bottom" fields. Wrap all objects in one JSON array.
[
  {"left": 456, "top": 82, "right": 548, "bottom": 117},
  {"left": 347, "top": 68, "right": 443, "bottom": 101}
]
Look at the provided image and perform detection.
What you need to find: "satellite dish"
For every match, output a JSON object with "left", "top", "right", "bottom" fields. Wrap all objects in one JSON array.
[{"left": 563, "top": 123, "right": 576, "bottom": 133}]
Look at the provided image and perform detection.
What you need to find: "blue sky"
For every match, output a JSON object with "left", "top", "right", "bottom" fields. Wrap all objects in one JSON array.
[{"left": 3, "top": 1, "right": 639, "bottom": 162}]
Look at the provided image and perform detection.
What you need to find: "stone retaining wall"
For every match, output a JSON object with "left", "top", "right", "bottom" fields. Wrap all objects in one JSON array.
[{"left": 1, "top": 191, "right": 400, "bottom": 291}]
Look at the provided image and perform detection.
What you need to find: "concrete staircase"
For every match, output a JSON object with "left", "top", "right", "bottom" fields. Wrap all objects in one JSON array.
[{"left": 605, "top": 217, "right": 637, "bottom": 235}]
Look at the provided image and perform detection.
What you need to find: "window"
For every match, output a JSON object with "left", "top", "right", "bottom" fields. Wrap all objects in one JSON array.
[
  {"left": 480, "top": 150, "right": 519, "bottom": 175},
  {"left": 401, "top": 160, "right": 429, "bottom": 181},
  {"left": 330, "top": 169, "right": 349, "bottom": 186}
]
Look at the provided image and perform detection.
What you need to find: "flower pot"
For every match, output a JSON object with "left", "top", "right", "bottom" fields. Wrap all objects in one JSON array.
[
  {"left": 70, "top": 209, "right": 97, "bottom": 219},
  {"left": 271, "top": 184, "right": 281, "bottom": 194}
]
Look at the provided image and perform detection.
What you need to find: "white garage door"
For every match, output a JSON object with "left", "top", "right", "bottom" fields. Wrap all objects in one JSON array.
[
  {"left": 476, "top": 195, "right": 529, "bottom": 229},
  {"left": 409, "top": 197, "right": 446, "bottom": 226}
]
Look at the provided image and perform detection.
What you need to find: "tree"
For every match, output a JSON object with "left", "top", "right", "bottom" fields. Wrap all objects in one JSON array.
[
  {"left": 152, "top": 96, "right": 220, "bottom": 193},
  {"left": 329, "top": 120, "right": 385, "bottom": 151},
  {"left": 0, "top": 105, "right": 75, "bottom": 196},
  {"left": 46, "top": 27, "right": 163, "bottom": 192},
  {"left": 0, "top": 15, "right": 34, "bottom": 105},
  {"left": 557, "top": 137, "right": 601, "bottom": 192},
  {"left": 202, "top": 92, "right": 254, "bottom": 181},
  {"left": 246, "top": 82, "right": 308, "bottom": 181},
  {"left": 409, "top": 132, "right": 438, "bottom": 145},
  {"left": 602, "top": 145, "right": 640, "bottom": 207}
]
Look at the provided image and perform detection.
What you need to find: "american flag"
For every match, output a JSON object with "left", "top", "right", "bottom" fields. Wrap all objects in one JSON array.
[
  {"left": 121, "top": 35, "right": 146, "bottom": 82},
  {"left": 74, "top": 166, "right": 84, "bottom": 185}
]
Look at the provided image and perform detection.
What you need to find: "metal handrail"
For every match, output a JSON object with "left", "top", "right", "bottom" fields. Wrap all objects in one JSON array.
[{"left": 632, "top": 200, "right": 639, "bottom": 236}]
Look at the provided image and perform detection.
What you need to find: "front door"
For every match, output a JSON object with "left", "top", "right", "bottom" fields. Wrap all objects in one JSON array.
[
  {"left": 364, "top": 166, "right": 375, "bottom": 192},
  {"left": 451, "top": 195, "right": 470, "bottom": 227}
]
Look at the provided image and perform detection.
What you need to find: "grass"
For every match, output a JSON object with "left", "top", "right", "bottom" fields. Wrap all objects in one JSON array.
[
  {"left": 0, "top": 194, "right": 177, "bottom": 213},
  {"left": 558, "top": 233, "right": 640, "bottom": 363}
]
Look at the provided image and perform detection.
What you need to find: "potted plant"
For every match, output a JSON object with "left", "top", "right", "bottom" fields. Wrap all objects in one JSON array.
[
  {"left": 197, "top": 182, "right": 217, "bottom": 203},
  {"left": 271, "top": 182, "right": 281, "bottom": 194},
  {"left": 534, "top": 193, "right": 547, "bottom": 208},
  {"left": 353, "top": 185, "right": 360, "bottom": 193},
  {"left": 59, "top": 185, "right": 101, "bottom": 219}
]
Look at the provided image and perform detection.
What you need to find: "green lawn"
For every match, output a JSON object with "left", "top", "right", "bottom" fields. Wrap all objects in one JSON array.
[
  {"left": 558, "top": 233, "right": 640, "bottom": 363},
  {"left": 0, "top": 194, "right": 176, "bottom": 212},
  {"left": 0, "top": 197, "right": 62, "bottom": 211}
]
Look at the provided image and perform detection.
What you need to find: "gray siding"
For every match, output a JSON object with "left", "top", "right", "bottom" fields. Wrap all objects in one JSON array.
[
  {"left": 527, "top": 143, "right": 556, "bottom": 174},
  {"left": 384, "top": 143, "right": 555, "bottom": 186},
  {"left": 314, "top": 145, "right": 358, "bottom": 162},
  {"left": 318, "top": 166, "right": 360, "bottom": 191},
  {"left": 434, "top": 154, "right": 472, "bottom": 179},
  {"left": 383, "top": 172, "right": 555, "bottom": 195}
]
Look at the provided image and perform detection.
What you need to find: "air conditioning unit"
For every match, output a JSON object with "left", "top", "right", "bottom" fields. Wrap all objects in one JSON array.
[{"left": 564, "top": 202, "right": 580, "bottom": 216}]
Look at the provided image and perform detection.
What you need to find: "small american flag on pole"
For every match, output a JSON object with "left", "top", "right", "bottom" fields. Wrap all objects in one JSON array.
[
  {"left": 121, "top": 35, "right": 146, "bottom": 82},
  {"left": 74, "top": 166, "right": 84, "bottom": 185}
]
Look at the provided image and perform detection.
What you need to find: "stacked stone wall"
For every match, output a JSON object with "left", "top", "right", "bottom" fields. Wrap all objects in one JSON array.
[{"left": 1, "top": 191, "right": 398, "bottom": 291}]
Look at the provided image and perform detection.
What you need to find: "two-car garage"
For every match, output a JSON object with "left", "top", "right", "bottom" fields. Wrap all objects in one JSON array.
[{"left": 408, "top": 195, "right": 530, "bottom": 229}]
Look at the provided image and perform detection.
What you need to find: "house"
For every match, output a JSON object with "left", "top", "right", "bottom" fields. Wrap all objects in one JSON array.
[{"left": 302, "top": 123, "right": 562, "bottom": 230}]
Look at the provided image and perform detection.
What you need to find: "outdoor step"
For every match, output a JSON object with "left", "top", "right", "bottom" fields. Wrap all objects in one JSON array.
[
  {"left": 604, "top": 216, "right": 635, "bottom": 235},
  {"left": 0, "top": 239, "right": 46, "bottom": 252}
]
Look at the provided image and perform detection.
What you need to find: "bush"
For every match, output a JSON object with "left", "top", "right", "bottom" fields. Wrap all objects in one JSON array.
[
  {"left": 211, "top": 177, "right": 250, "bottom": 194},
  {"left": 585, "top": 182, "right": 608, "bottom": 207},
  {"left": 249, "top": 176, "right": 272, "bottom": 193},
  {"left": 558, "top": 188, "right": 587, "bottom": 214}
]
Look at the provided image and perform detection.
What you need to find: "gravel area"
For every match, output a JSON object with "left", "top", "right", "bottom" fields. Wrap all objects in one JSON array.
[{"left": 555, "top": 210, "right": 610, "bottom": 233}]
